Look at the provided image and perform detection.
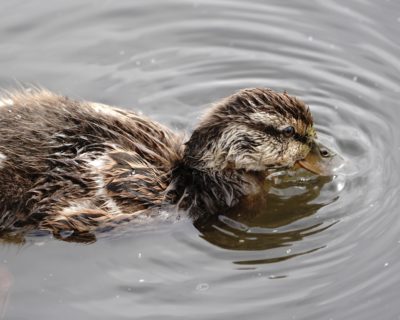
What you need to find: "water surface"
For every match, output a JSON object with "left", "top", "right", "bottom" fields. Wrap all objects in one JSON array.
[{"left": 1, "top": 0, "right": 400, "bottom": 319}]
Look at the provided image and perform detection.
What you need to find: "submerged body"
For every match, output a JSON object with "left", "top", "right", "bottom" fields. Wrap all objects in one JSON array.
[{"left": 0, "top": 88, "right": 331, "bottom": 238}]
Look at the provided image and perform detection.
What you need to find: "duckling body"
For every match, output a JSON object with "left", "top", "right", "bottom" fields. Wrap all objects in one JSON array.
[
  {"left": 0, "top": 88, "right": 320, "bottom": 237},
  {"left": 0, "top": 90, "right": 184, "bottom": 233}
]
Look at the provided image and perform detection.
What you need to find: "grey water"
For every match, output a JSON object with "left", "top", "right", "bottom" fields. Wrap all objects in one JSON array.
[{"left": 1, "top": 0, "right": 400, "bottom": 319}]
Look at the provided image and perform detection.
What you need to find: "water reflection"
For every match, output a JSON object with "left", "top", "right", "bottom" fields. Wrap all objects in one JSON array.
[{"left": 196, "top": 169, "right": 337, "bottom": 257}]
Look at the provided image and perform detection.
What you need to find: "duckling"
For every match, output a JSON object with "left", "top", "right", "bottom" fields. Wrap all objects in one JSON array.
[{"left": 0, "top": 88, "right": 333, "bottom": 238}]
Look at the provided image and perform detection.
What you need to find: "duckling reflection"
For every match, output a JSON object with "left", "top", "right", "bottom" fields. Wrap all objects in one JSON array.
[
  {"left": 195, "top": 169, "right": 336, "bottom": 254},
  {"left": 0, "top": 87, "right": 340, "bottom": 243}
]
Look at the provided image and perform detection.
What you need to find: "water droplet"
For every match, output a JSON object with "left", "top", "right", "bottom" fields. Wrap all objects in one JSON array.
[
  {"left": 268, "top": 274, "right": 286, "bottom": 280},
  {"left": 352, "top": 76, "right": 358, "bottom": 82},
  {"left": 384, "top": 262, "right": 389, "bottom": 267},
  {"left": 138, "top": 252, "right": 142, "bottom": 259},
  {"left": 307, "top": 36, "right": 313, "bottom": 41},
  {"left": 150, "top": 58, "right": 156, "bottom": 64},
  {"left": 196, "top": 283, "right": 209, "bottom": 291},
  {"left": 59, "top": 230, "right": 74, "bottom": 238},
  {"left": 335, "top": 178, "right": 346, "bottom": 192},
  {"left": 286, "top": 249, "right": 292, "bottom": 254},
  {"left": 139, "top": 279, "right": 145, "bottom": 283}
]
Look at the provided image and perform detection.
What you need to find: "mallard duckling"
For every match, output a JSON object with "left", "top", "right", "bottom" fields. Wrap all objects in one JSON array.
[{"left": 0, "top": 88, "right": 334, "bottom": 237}]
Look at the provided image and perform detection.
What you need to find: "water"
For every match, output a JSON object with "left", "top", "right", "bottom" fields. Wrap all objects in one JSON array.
[{"left": 1, "top": 0, "right": 400, "bottom": 319}]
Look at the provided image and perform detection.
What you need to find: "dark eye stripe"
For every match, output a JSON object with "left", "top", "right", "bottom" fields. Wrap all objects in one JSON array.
[
  {"left": 293, "top": 133, "right": 309, "bottom": 144},
  {"left": 262, "top": 125, "right": 281, "bottom": 137},
  {"left": 250, "top": 123, "right": 309, "bottom": 144}
]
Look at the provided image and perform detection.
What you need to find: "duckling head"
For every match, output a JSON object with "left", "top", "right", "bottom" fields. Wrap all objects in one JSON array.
[{"left": 184, "top": 88, "right": 333, "bottom": 174}]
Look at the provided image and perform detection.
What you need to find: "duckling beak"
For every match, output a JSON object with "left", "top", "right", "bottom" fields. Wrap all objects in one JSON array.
[{"left": 298, "top": 141, "right": 342, "bottom": 176}]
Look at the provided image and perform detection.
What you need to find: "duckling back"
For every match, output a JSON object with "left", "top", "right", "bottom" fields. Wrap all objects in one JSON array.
[{"left": 0, "top": 89, "right": 183, "bottom": 235}]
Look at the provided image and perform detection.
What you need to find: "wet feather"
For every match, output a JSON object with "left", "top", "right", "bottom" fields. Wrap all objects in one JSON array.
[{"left": 0, "top": 88, "right": 316, "bottom": 239}]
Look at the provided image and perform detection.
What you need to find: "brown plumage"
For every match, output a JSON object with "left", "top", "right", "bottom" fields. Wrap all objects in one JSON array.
[{"left": 0, "top": 87, "right": 321, "bottom": 240}]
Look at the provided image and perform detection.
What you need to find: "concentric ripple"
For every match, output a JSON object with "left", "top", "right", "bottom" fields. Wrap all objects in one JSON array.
[{"left": 0, "top": 0, "right": 400, "bottom": 319}]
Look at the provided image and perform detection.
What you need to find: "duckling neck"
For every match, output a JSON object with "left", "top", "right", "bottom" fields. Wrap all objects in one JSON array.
[{"left": 168, "top": 163, "right": 263, "bottom": 222}]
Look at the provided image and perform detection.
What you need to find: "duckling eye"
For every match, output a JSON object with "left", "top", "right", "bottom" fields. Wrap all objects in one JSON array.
[
  {"left": 282, "top": 126, "right": 295, "bottom": 138},
  {"left": 320, "top": 148, "right": 331, "bottom": 158}
]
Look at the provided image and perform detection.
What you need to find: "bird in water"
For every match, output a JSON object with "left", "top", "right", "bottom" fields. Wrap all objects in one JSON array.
[{"left": 0, "top": 88, "right": 337, "bottom": 241}]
